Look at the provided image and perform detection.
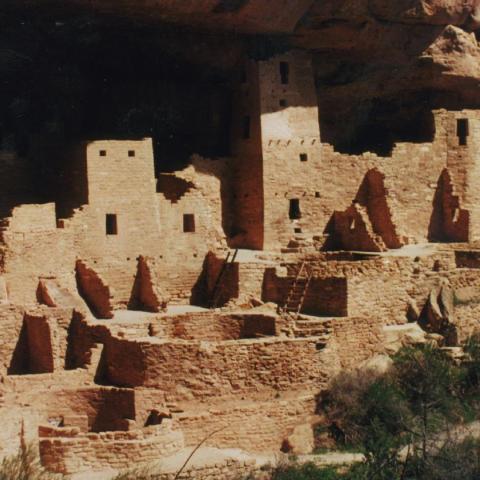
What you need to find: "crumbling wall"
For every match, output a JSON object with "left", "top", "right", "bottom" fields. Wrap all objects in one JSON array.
[
  {"left": 429, "top": 168, "right": 469, "bottom": 242},
  {"left": 23, "top": 313, "right": 54, "bottom": 374},
  {"left": 0, "top": 203, "right": 76, "bottom": 304},
  {"left": 129, "top": 256, "right": 168, "bottom": 312},
  {"left": 75, "top": 260, "right": 114, "bottom": 319},
  {"left": 327, "top": 204, "right": 387, "bottom": 252}
]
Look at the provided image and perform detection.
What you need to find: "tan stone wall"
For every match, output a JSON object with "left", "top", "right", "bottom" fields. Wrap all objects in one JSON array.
[
  {"left": 259, "top": 51, "right": 323, "bottom": 249},
  {"left": 0, "top": 305, "right": 26, "bottom": 375},
  {"left": 231, "top": 48, "right": 480, "bottom": 250},
  {"left": 104, "top": 336, "right": 330, "bottom": 399},
  {"left": 331, "top": 316, "right": 386, "bottom": 368},
  {"left": 262, "top": 267, "right": 348, "bottom": 316},
  {"left": 0, "top": 141, "right": 227, "bottom": 308},
  {"left": 175, "top": 395, "right": 317, "bottom": 452},
  {"left": 151, "top": 312, "right": 276, "bottom": 341},
  {"left": 0, "top": 204, "right": 76, "bottom": 304},
  {"left": 230, "top": 59, "right": 264, "bottom": 249},
  {"left": 39, "top": 422, "right": 184, "bottom": 474}
]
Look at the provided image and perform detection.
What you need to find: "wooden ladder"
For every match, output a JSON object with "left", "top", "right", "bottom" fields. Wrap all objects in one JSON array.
[
  {"left": 282, "top": 262, "right": 313, "bottom": 319},
  {"left": 210, "top": 249, "right": 238, "bottom": 308}
]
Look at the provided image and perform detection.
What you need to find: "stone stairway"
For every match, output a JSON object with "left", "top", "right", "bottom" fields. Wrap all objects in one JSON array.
[{"left": 293, "top": 316, "right": 333, "bottom": 342}]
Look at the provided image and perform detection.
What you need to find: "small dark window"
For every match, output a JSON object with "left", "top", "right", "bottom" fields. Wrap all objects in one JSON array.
[
  {"left": 315, "top": 192, "right": 320, "bottom": 198},
  {"left": 457, "top": 119, "right": 469, "bottom": 146},
  {"left": 280, "top": 62, "right": 289, "bottom": 85},
  {"left": 300, "top": 153, "right": 308, "bottom": 162},
  {"left": 128, "top": 150, "right": 135, "bottom": 157},
  {"left": 240, "top": 66, "right": 247, "bottom": 84},
  {"left": 212, "top": 0, "right": 247, "bottom": 13},
  {"left": 279, "top": 99, "right": 287, "bottom": 107},
  {"left": 294, "top": 227, "right": 302, "bottom": 234},
  {"left": 242, "top": 116, "right": 251, "bottom": 139},
  {"left": 289, "top": 199, "right": 301, "bottom": 220},
  {"left": 99, "top": 150, "right": 107, "bottom": 157},
  {"left": 106, "top": 214, "right": 118, "bottom": 235},
  {"left": 183, "top": 214, "right": 195, "bottom": 233},
  {"left": 145, "top": 410, "right": 163, "bottom": 426}
]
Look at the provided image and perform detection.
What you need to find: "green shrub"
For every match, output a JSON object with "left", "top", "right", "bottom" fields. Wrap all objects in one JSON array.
[
  {"left": 269, "top": 462, "right": 342, "bottom": 480},
  {"left": 322, "top": 343, "right": 480, "bottom": 479}
]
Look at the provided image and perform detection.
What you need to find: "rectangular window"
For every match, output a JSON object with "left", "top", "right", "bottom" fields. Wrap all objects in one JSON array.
[
  {"left": 457, "top": 118, "right": 469, "bottom": 146},
  {"left": 279, "top": 99, "right": 287, "bottom": 107},
  {"left": 128, "top": 150, "right": 135, "bottom": 157},
  {"left": 106, "top": 214, "right": 118, "bottom": 235},
  {"left": 99, "top": 150, "right": 107, "bottom": 157},
  {"left": 299, "top": 153, "right": 308, "bottom": 162},
  {"left": 280, "top": 62, "right": 289, "bottom": 85},
  {"left": 212, "top": 0, "right": 247, "bottom": 13},
  {"left": 240, "top": 66, "right": 247, "bottom": 84},
  {"left": 183, "top": 214, "right": 195, "bottom": 233},
  {"left": 289, "top": 199, "right": 301, "bottom": 220},
  {"left": 242, "top": 116, "right": 251, "bottom": 139}
]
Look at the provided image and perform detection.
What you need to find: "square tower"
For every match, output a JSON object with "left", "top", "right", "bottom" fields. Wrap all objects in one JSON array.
[{"left": 231, "top": 49, "right": 323, "bottom": 250}]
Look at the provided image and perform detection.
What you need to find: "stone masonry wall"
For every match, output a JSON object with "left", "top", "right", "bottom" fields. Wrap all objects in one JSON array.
[
  {"left": 39, "top": 422, "right": 184, "bottom": 474},
  {"left": 104, "top": 336, "right": 329, "bottom": 400},
  {"left": 175, "top": 395, "right": 317, "bottom": 452}
]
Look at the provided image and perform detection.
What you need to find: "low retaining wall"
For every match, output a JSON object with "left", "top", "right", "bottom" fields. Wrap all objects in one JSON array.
[{"left": 39, "top": 422, "right": 184, "bottom": 474}]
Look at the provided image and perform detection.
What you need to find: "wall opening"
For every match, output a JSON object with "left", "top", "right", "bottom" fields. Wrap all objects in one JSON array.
[
  {"left": 240, "top": 65, "right": 247, "bottom": 84},
  {"left": 242, "top": 116, "right": 251, "bottom": 139},
  {"left": 212, "top": 0, "right": 248, "bottom": 13},
  {"left": 457, "top": 118, "right": 469, "bottom": 146},
  {"left": 183, "top": 214, "right": 195, "bottom": 233},
  {"left": 289, "top": 199, "right": 301, "bottom": 220},
  {"left": 99, "top": 150, "right": 107, "bottom": 157},
  {"left": 299, "top": 153, "right": 308, "bottom": 162},
  {"left": 106, "top": 214, "right": 118, "bottom": 235},
  {"left": 280, "top": 62, "right": 289, "bottom": 85},
  {"left": 144, "top": 410, "right": 163, "bottom": 426},
  {"left": 128, "top": 150, "right": 135, "bottom": 157},
  {"left": 279, "top": 99, "right": 287, "bottom": 107}
]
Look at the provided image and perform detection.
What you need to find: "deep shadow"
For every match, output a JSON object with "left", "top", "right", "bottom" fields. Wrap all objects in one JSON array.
[
  {"left": 428, "top": 169, "right": 469, "bottom": 242},
  {"left": 7, "top": 319, "right": 29, "bottom": 375}
]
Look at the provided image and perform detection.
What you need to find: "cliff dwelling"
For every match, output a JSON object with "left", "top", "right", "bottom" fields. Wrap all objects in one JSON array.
[{"left": 2, "top": 0, "right": 480, "bottom": 478}]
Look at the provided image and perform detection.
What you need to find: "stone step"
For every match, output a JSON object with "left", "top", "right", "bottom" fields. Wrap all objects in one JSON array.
[{"left": 296, "top": 319, "right": 332, "bottom": 327}]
